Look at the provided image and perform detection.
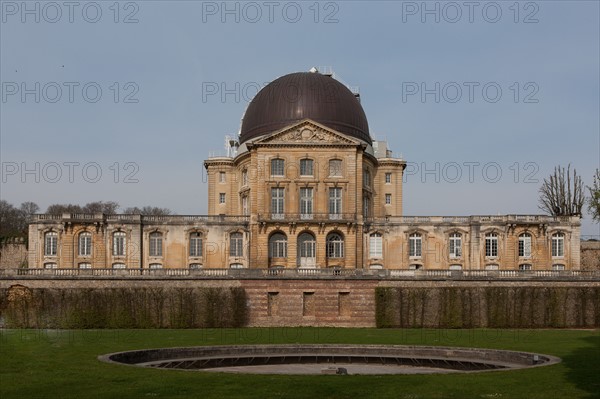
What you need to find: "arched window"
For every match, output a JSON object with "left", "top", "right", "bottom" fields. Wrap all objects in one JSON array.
[
  {"left": 44, "top": 231, "right": 58, "bottom": 256},
  {"left": 369, "top": 233, "right": 382, "bottom": 258},
  {"left": 449, "top": 264, "right": 462, "bottom": 271},
  {"left": 149, "top": 263, "right": 163, "bottom": 269},
  {"left": 518, "top": 233, "right": 532, "bottom": 257},
  {"left": 112, "top": 263, "right": 126, "bottom": 269},
  {"left": 326, "top": 232, "right": 344, "bottom": 258},
  {"left": 552, "top": 233, "right": 564, "bottom": 257},
  {"left": 300, "top": 158, "right": 313, "bottom": 176},
  {"left": 485, "top": 232, "right": 498, "bottom": 257},
  {"left": 271, "top": 158, "right": 284, "bottom": 177},
  {"left": 78, "top": 262, "right": 91, "bottom": 269},
  {"left": 449, "top": 233, "right": 462, "bottom": 258},
  {"left": 149, "top": 232, "right": 163, "bottom": 257},
  {"left": 552, "top": 264, "right": 565, "bottom": 271},
  {"left": 230, "top": 232, "right": 243, "bottom": 257},
  {"left": 297, "top": 232, "right": 316, "bottom": 268},
  {"left": 78, "top": 232, "right": 92, "bottom": 256},
  {"left": 189, "top": 232, "right": 203, "bottom": 257},
  {"left": 269, "top": 232, "right": 287, "bottom": 258},
  {"left": 409, "top": 233, "right": 422, "bottom": 257},
  {"left": 519, "top": 264, "right": 532, "bottom": 271},
  {"left": 485, "top": 264, "right": 499, "bottom": 270},
  {"left": 44, "top": 262, "right": 57, "bottom": 269},
  {"left": 113, "top": 231, "right": 126, "bottom": 256}
]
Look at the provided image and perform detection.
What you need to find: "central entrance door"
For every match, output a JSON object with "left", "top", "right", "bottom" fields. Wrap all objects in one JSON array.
[{"left": 297, "top": 232, "right": 316, "bottom": 268}]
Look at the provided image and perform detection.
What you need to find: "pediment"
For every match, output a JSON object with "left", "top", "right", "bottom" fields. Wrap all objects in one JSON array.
[{"left": 252, "top": 119, "right": 360, "bottom": 146}]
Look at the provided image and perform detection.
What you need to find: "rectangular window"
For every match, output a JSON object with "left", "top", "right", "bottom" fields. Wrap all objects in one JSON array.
[
  {"left": 300, "top": 159, "right": 313, "bottom": 176},
  {"left": 113, "top": 232, "right": 126, "bottom": 256},
  {"left": 219, "top": 171, "right": 226, "bottom": 183},
  {"left": 485, "top": 234, "right": 498, "bottom": 257},
  {"left": 149, "top": 233, "right": 163, "bottom": 257},
  {"left": 519, "top": 234, "right": 532, "bottom": 257},
  {"left": 385, "top": 193, "right": 392, "bottom": 205},
  {"left": 409, "top": 234, "right": 422, "bottom": 257},
  {"left": 363, "top": 195, "right": 370, "bottom": 218},
  {"left": 219, "top": 193, "right": 226, "bottom": 204},
  {"left": 363, "top": 169, "right": 371, "bottom": 187},
  {"left": 300, "top": 187, "right": 313, "bottom": 219},
  {"left": 552, "top": 234, "right": 564, "bottom": 257},
  {"left": 230, "top": 233, "right": 243, "bottom": 257},
  {"left": 271, "top": 188, "right": 284, "bottom": 219},
  {"left": 78, "top": 233, "right": 92, "bottom": 256},
  {"left": 271, "top": 158, "right": 284, "bottom": 176},
  {"left": 329, "top": 187, "right": 342, "bottom": 219},
  {"left": 329, "top": 159, "right": 342, "bottom": 177},
  {"left": 242, "top": 195, "right": 249, "bottom": 215},
  {"left": 385, "top": 173, "right": 392, "bottom": 184},
  {"left": 449, "top": 234, "right": 462, "bottom": 258},
  {"left": 45, "top": 232, "right": 58, "bottom": 256},
  {"left": 369, "top": 234, "right": 382, "bottom": 258},
  {"left": 189, "top": 233, "right": 202, "bottom": 257},
  {"left": 242, "top": 170, "right": 248, "bottom": 186}
]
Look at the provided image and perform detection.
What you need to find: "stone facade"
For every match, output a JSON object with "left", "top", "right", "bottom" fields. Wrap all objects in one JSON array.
[
  {"left": 24, "top": 72, "right": 583, "bottom": 271},
  {"left": 26, "top": 120, "right": 582, "bottom": 271}
]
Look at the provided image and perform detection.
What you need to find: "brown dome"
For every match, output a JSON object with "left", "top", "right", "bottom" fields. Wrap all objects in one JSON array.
[{"left": 240, "top": 72, "right": 371, "bottom": 144}]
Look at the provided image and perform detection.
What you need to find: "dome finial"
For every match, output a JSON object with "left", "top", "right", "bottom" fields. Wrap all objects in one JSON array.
[{"left": 309, "top": 66, "right": 319, "bottom": 73}]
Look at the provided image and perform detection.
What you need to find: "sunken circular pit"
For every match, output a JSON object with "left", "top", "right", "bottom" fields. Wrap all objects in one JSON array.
[{"left": 99, "top": 345, "right": 560, "bottom": 375}]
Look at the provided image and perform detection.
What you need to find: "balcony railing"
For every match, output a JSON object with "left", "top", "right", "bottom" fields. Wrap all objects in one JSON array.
[
  {"left": 368, "top": 215, "right": 580, "bottom": 224},
  {"left": 5, "top": 268, "right": 599, "bottom": 280},
  {"left": 259, "top": 213, "right": 357, "bottom": 222},
  {"left": 32, "top": 214, "right": 250, "bottom": 224}
]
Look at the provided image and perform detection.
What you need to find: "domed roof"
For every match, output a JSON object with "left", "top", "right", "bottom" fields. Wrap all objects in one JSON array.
[{"left": 240, "top": 71, "right": 371, "bottom": 144}]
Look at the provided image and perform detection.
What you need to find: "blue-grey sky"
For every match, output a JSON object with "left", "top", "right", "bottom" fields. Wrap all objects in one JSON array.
[{"left": 1, "top": 1, "right": 598, "bottom": 236}]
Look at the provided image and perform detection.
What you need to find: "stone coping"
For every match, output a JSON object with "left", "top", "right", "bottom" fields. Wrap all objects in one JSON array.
[{"left": 99, "top": 344, "right": 560, "bottom": 374}]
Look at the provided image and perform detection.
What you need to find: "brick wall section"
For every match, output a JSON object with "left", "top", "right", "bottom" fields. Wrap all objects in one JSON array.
[
  {"left": 581, "top": 241, "right": 600, "bottom": 271},
  {"left": 240, "top": 279, "right": 377, "bottom": 327}
]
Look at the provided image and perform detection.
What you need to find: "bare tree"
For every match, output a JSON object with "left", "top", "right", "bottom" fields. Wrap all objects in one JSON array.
[
  {"left": 588, "top": 169, "right": 600, "bottom": 222},
  {"left": 81, "top": 201, "right": 120, "bottom": 214},
  {"left": 46, "top": 204, "right": 83, "bottom": 215},
  {"left": 123, "top": 206, "right": 172, "bottom": 215},
  {"left": 538, "top": 164, "right": 584, "bottom": 217}
]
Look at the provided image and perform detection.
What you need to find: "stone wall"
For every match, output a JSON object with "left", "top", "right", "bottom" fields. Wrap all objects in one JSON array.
[
  {"left": 376, "top": 281, "right": 600, "bottom": 328},
  {"left": 1, "top": 277, "right": 599, "bottom": 328},
  {"left": 0, "top": 239, "right": 27, "bottom": 269},
  {"left": 581, "top": 241, "right": 600, "bottom": 271}
]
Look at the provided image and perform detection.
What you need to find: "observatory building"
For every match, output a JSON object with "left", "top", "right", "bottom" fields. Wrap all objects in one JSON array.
[{"left": 28, "top": 70, "right": 581, "bottom": 272}]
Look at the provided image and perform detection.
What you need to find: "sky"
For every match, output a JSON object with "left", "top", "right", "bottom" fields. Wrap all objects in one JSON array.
[{"left": 1, "top": 0, "right": 599, "bottom": 236}]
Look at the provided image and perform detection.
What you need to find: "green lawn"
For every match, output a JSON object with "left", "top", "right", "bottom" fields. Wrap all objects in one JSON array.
[{"left": 1, "top": 328, "right": 599, "bottom": 399}]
